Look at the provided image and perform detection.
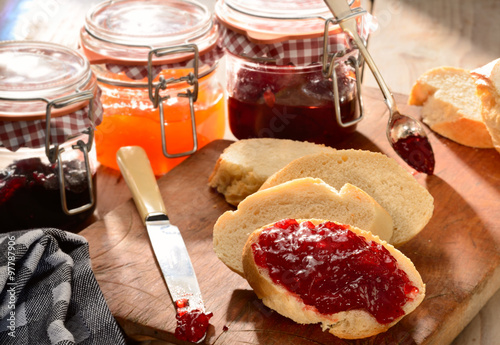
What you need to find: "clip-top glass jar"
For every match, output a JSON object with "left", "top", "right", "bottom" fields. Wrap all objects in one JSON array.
[
  {"left": 80, "top": 0, "right": 226, "bottom": 175},
  {"left": 216, "top": 0, "right": 370, "bottom": 145},
  {"left": 0, "top": 41, "right": 102, "bottom": 232}
]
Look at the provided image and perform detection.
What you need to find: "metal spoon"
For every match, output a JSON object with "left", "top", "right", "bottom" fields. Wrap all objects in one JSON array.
[{"left": 323, "top": 0, "right": 435, "bottom": 174}]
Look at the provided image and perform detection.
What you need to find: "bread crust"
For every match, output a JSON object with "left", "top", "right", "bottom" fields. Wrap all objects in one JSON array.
[
  {"left": 408, "top": 66, "right": 493, "bottom": 148},
  {"left": 430, "top": 117, "right": 494, "bottom": 148},
  {"left": 208, "top": 138, "right": 335, "bottom": 206},
  {"left": 243, "top": 219, "right": 426, "bottom": 339},
  {"left": 472, "top": 59, "right": 500, "bottom": 154},
  {"left": 260, "top": 150, "right": 434, "bottom": 246},
  {"left": 213, "top": 177, "right": 394, "bottom": 276}
]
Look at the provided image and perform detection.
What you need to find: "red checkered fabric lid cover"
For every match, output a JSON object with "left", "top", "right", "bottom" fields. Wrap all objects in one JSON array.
[
  {"left": 0, "top": 88, "right": 103, "bottom": 152},
  {"left": 104, "top": 44, "right": 224, "bottom": 81},
  {"left": 219, "top": 15, "right": 372, "bottom": 66},
  {"left": 215, "top": 0, "right": 374, "bottom": 66}
]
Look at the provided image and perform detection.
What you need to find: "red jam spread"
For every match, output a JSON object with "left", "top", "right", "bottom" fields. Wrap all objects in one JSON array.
[
  {"left": 175, "top": 307, "right": 213, "bottom": 343},
  {"left": 228, "top": 65, "right": 359, "bottom": 145},
  {"left": 0, "top": 157, "right": 95, "bottom": 232},
  {"left": 393, "top": 134, "right": 435, "bottom": 175},
  {"left": 251, "top": 219, "right": 418, "bottom": 324}
]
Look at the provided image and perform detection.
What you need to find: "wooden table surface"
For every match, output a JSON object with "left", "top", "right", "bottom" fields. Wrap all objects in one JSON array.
[{"left": 1, "top": 0, "right": 499, "bottom": 344}]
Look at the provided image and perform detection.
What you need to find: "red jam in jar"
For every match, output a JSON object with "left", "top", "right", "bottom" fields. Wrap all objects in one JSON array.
[
  {"left": 227, "top": 59, "right": 359, "bottom": 145},
  {"left": 0, "top": 41, "right": 100, "bottom": 232},
  {"left": 252, "top": 219, "right": 419, "bottom": 324},
  {"left": 0, "top": 157, "right": 96, "bottom": 232},
  {"left": 216, "top": 0, "right": 368, "bottom": 145}
]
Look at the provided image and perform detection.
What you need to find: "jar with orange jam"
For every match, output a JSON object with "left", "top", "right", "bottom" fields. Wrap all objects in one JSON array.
[
  {"left": 80, "top": 0, "right": 225, "bottom": 175},
  {"left": 216, "top": 0, "right": 371, "bottom": 146}
]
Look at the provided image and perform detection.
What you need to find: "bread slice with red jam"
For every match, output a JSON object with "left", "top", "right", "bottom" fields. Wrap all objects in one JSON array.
[
  {"left": 213, "top": 177, "right": 394, "bottom": 276},
  {"left": 243, "top": 218, "right": 426, "bottom": 339}
]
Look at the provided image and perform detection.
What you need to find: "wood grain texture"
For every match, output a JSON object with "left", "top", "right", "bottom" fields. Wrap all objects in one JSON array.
[
  {"left": 363, "top": 0, "right": 500, "bottom": 95},
  {"left": 1, "top": 0, "right": 499, "bottom": 342},
  {"left": 79, "top": 87, "right": 500, "bottom": 345}
]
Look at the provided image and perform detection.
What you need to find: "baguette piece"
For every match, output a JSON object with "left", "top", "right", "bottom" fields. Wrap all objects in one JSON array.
[
  {"left": 208, "top": 138, "right": 335, "bottom": 206},
  {"left": 243, "top": 218, "right": 426, "bottom": 339},
  {"left": 260, "top": 150, "right": 434, "bottom": 246},
  {"left": 472, "top": 58, "right": 500, "bottom": 154},
  {"left": 213, "top": 177, "right": 394, "bottom": 276},
  {"left": 408, "top": 66, "right": 493, "bottom": 148}
]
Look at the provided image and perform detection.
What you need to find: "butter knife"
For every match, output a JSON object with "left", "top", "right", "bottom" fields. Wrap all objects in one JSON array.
[{"left": 116, "top": 146, "right": 209, "bottom": 342}]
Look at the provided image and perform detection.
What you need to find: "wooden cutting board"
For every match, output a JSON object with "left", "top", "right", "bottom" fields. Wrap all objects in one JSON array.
[{"left": 79, "top": 87, "right": 500, "bottom": 345}]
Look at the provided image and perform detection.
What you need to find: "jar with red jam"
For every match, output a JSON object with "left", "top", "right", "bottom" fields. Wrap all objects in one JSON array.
[
  {"left": 216, "top": 0, "right": 371, "bottom": 145},
  {"left": 0, "top": 41, "right": 102, "bottom": 232},
  {"left": 80, "top": 0, "right": 226, "bottom": 175}
]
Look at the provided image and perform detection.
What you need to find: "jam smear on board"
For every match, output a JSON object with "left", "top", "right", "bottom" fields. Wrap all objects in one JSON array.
[
  {"left": 252, "top": 219, "right": 419, "bottom": 324},
  {"left": 0, "top": 157, "right": 95, "bottom": 232},
  {"left": 175, "top": 307, "right": 213, "bottom": 343},
  {"left": 392, "top": 134, "right": 435, "bottom": 175},
  {"left": 229, "top": 64, "right": 359, "bottom": 145}
]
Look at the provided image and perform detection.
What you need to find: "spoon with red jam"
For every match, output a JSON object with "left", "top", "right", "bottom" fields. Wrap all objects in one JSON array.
[{"left": 324, "top": 0, "right": 435, "bottom": 174}]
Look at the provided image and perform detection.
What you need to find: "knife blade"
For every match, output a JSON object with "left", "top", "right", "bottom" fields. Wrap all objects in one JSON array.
[{"left": 116, "top": 146, "right": 210, "bottom": 342}]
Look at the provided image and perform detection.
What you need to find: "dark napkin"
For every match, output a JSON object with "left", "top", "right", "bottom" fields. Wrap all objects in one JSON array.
[{"left": 0, "top": 228, "right": 126, "bottom": 345}]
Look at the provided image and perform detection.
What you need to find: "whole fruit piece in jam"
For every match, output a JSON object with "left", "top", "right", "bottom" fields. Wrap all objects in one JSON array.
[{"left": 251, "top": 219, "right": 420, "bottom": 325}]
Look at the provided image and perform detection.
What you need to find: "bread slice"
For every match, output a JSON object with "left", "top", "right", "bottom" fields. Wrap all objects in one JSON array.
[
  {"left": 208, "top": 138, "right": 335, "bottom": 206},
  {"left": 260, "top": 150, "right": 434, "bottom": 246},
  {"left": 408, "top": 66, "right": 494, "bottom": 148},
  {"left": 242, "top": 218, "right": 426, "bottom": 339},
  {"left": 213, "top": 177, "right": 394, "bottom": 276},
  {"left": 472, "top": 58, "right": 500, "bottom": 154}
]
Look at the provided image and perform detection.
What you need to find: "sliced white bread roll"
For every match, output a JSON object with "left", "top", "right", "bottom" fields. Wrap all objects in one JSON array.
[
  {"left": 260, "top": 150, "right": 434, "bottom": 246},
  {"left": 408, "top": 66, "right": 493, "bottom": 148},
  {"left": 243, "top": 218, "right": 426, "bottom": 339},
  {"left": 472, "top": 58, "right": 500, "bottom": 154},
  {"left": 208, "top": 138, "right": 335, "bottom": 206},
  {"left": 213, "top": 177, "right": 394, "bottom": 276}
]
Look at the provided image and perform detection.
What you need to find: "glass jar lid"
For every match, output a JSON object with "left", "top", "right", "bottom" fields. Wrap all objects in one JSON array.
[
  {"left": 216, "top": 0, "right": 359, "bottom": 43},
  {"left": 0, "top": 41, "right": 94, "bottom": 118},
  {"left": 0, "top": 41, "right": 101, "bottom": 152},
  {"left": 81, "top": 0, "right": 219, "bottom": 65},
  {"left": 226, "top": 0, "right": 331, "bottom": 19}
]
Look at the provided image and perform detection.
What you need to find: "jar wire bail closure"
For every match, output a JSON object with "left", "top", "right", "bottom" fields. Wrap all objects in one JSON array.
[
  {"left": 147, "top": 45, "right": 200, "bottom": 158},
  {"left": 84, "top": 24, "right": 202, "bottom": 159},
  {"left": 0, "top": 89, "right": 97, "bottom": 216},
  {"left": 321, "top": 9, "right": 367, "bottom": 128}
]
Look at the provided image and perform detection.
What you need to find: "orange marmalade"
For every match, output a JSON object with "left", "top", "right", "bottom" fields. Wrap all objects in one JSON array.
[
  {"left": 80, "top": 0, "right": 225, "bottom": 175},
  {"left": 95, "top": 68, "right": 225, "bottom": 175}
]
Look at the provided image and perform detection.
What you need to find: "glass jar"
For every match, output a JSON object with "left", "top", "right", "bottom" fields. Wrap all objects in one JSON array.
[
  {"left": 0, "top": 41, "right": 101, "bottom": 232},
  {"left": 216, "top": 0, "right": 370, "bottom": 145},
  {"left": 80, "top": 0, "right": 226, "bottom": 175}
]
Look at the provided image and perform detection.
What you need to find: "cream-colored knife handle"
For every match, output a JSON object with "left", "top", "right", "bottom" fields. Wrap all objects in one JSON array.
[{"left": 116, "top": 146, "right": 167, "bottom": 223}]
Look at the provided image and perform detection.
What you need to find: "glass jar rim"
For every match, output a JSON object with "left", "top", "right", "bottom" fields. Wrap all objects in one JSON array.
[{"left": 216, "top": 0, "right": 359, "bottom": 44}]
